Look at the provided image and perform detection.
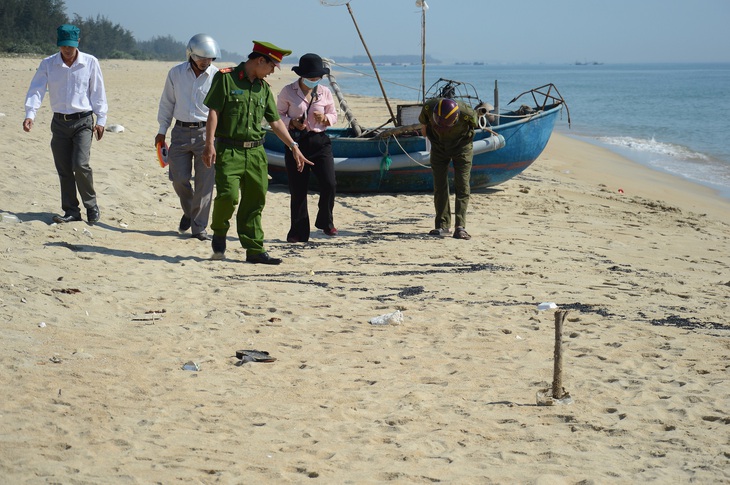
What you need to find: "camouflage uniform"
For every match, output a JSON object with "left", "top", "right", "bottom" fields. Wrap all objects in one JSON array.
[{"left": 419, "top": 98, "right": 477, "bottom": 231}]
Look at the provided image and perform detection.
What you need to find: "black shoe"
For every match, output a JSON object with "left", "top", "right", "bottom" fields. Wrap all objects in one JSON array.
[
  {"left": 211, "top": 235, "right": 226, "bottom": 260},
  {"left": 87, "top": 207, "right": 100, "bottom": 224},
  {"left": 53, "top": 213, "right": 82, "bottom": 223},
  {"left": 246, "top": 252, "right": 282, "bottom": 265},
  {"left": 191, "top": 231, "right": 211, "bottom": 241},
  {"left": 178, "top": 215, "right": 191, "bottom": 233},
  {"left": 429, "top": 227, "right": 450, "bottom": 236}
]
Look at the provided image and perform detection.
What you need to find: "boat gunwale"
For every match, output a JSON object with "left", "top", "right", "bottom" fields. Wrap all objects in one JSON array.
[{"left": 265, "top": 102, "right": 563, "bottom": 145}]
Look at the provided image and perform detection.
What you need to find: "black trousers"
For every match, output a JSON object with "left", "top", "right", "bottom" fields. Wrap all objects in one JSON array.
[{"left": 284, "top": 131, "right": 336, "bottom": 242}]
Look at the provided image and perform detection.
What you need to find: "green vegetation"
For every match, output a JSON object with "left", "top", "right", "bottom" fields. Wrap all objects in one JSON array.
[
  {"left": 0, "top": 0, "right": 241, "bottom": 61},
  {"left": 0, "top": 0, "right": 67, "bottom": 55}
]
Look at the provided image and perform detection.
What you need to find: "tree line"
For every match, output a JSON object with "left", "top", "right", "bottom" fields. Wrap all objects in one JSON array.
[{"left": 0, "top": 0, "right": 240, "bottom": 61}]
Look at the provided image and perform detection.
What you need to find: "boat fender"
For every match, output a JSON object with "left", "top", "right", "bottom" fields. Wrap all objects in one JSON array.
[
  {"left": 266, "top": 134, "right": 505, "bottom": 172},
  {"left": 472, "top": 134, "right": 506, "bottom": 156}
]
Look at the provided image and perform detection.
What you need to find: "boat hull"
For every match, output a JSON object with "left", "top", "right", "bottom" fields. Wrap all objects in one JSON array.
[{"left": 264, "top": 104, "right": 562, "bottom": 193}]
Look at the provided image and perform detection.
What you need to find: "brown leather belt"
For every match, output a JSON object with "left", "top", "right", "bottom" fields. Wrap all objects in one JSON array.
[
  {"left": 175, "top": 120, "right": 206, "bottom": 128},
  {"left": 54, "top": 111, "right": 92, "bottom": 121},
  {"left": 216, "top": 137, "right": 264, "bottom": 148}
]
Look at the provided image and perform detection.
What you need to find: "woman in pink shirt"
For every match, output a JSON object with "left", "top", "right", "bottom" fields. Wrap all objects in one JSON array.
[{"left": 277, "top": 53, "right": 338, "bottom": 243}]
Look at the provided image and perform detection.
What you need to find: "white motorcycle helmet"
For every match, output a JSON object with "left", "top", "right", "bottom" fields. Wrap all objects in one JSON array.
[{"left": 186, "top": 33, "right": 221, "bottom": 60}]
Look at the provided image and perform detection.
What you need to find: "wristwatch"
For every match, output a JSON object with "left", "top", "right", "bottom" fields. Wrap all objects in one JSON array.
[{"left": 289, "top": 141, "right": 299, "bottom": 150}]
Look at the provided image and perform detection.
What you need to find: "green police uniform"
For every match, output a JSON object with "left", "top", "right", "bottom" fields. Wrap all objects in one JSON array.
[
  {"left": 204, "top": 63, "right": 280, "bottom": 257},
  {"left": 419, "top": 98, "right": 477, "bottom": 231}
]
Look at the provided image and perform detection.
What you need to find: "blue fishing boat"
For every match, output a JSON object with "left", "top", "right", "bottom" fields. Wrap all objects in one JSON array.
[{"left": 264, "top": 80, "right": 568, "bottom": 193}]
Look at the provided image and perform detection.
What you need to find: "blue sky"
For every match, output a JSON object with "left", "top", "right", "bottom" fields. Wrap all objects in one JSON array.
[{"left": 62, "top": 0, "right": 730, "bottom": 64}]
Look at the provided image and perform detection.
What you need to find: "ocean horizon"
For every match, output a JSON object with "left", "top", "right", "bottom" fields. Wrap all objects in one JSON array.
[{"left": 326, "top": 62, "right": 730, "bottom": 201}]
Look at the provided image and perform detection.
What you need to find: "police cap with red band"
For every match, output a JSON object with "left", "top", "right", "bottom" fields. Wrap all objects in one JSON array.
[{"left": 252, "top": 40, "right": 292, "bottom": 67}]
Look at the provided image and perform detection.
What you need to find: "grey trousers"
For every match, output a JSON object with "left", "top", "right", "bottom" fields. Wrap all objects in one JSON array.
[
  {"left": 168, "top": 124, "right": 215, "bottom": 235},
  {"left": 50, "top": 115, "right": 96, "bottom": 217}
]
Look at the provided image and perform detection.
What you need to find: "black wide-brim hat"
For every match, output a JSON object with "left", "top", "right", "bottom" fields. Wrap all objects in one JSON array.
[{"left": 292, "top": 53, "right": 330, "bottom": 78}]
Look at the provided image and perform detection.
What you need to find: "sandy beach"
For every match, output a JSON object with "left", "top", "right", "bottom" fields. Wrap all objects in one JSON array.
[{"left": 1, "top": 58, "right": 728, "bottom": 483}]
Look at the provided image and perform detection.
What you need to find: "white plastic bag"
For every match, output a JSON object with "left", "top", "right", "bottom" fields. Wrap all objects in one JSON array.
[{"left": 369, "top": 310, "right": 404, "bottom": 325}]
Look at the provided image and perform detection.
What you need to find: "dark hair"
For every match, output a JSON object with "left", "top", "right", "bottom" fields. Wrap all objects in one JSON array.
[{"left": 248, "top": 52, "right": 272, "bottom": 64}]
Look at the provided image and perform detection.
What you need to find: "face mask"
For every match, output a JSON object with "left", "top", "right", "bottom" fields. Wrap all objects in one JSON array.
[{"left": 302, "top": 78, "right": 320, "bottom": 89}]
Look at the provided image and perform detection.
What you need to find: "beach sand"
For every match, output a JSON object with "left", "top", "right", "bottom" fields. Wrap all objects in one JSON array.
[{"left": 1, "top": 58, "right": 728, "bottom": 483}]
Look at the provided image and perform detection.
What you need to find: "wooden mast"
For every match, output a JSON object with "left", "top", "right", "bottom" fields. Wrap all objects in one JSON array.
[
  {"left": 342, "top": 2, "right": 397, "bottom": 125},
  {"left": 323, "top": 59, "right": 363, "bottom": 137}
]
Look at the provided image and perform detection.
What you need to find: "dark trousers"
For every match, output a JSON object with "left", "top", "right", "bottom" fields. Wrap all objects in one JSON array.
[
  {"left": 50, "top": 115, "right": 96, "bottom": 217},
  {"left": 430, "top": 143, "right": 473, "bottom": 230},
  {"left": 284, "top": 132, "right": 336, "bottom": 242}
]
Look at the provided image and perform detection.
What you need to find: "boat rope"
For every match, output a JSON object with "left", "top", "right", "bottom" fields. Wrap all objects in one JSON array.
[
  {"left": 326, "top": 60, "right": 422, "bottom": 96},
  {"left": 379, "top": 154, "right": 392, "bottom": 178},
  {"left": 497, "top": 112, "right": 540, "bottom": 120},
  {"left": 382, "top": 122, "right": 501, "bottom": 170},
  {"left": 478, "top": 116, "right": 498, "bottom": 133},
  {"left": 387, "top": 134, "right": 430, "bottom": 169}
]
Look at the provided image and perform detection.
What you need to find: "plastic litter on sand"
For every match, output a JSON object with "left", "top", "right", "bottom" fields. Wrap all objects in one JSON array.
[
  {"left": 537, "top": 302, "right": 558, "bottom": 311},
  {"left": 0, "top": 212, "right": 21, "bottom": 223},
  {"left": 182, "top": 361, "right": 200, "bottom": 371},
  {"left": 369, "top": 310, "right": 404, "bottom": 325},
  {"left": 536, "top": 389, "right": 574, "bottom": 406}
]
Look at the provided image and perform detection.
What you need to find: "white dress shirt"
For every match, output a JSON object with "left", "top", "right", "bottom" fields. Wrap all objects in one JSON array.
[
  {"left": 24, "top": 51, "right": 108, "bottom": 126},
  {"left": 157, "top": 61, "right": 218, "bottom": 134}
]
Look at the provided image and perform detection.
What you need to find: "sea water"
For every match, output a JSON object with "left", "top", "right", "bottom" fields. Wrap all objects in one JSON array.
[{"left": 327, "top": 62, "right": 730, "bottom": 201}]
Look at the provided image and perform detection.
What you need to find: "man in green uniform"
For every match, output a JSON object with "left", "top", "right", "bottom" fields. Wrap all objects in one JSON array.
[
  {"left": 419, "top": 97, "right": 477, "bottom": 240},
  {"left": 203, "top": 41, "right": 311, "bottom": 264}
]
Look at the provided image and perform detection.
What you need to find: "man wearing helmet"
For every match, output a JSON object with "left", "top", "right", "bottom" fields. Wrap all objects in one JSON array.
[
  {"left": 419, "top": 97, "right": 478, "bottom": 240},
  {"left": 155, "top": 34, "right": 220, "bottom": 241}
]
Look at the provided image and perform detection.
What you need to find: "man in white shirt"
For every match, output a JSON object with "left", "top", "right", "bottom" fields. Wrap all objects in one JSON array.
[
  {"left": 155, "top": 34, "right": 220, "bottom": 241},
  {"left": 23, "top": 24, "right": 108, "bottom": 224}
]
